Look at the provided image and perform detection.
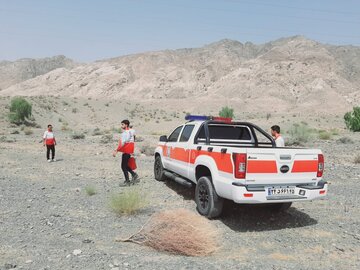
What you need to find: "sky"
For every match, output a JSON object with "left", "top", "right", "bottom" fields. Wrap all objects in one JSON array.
[{"left": 0, "top": 0, "right": 360, "bottom": 62}]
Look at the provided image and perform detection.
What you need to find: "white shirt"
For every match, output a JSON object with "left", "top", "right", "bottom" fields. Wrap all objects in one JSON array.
[
  {"left": 121, "top": 129, "right": 131, "bottom": 144},
  {"left": 275, "top": 135, "right": 285, "bottom": 147},
  {"left": 129, "top": 128, "right": 136, "bottom": 142}
]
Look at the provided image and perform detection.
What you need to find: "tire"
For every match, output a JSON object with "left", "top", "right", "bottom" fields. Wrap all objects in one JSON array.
[
  {"left": 268, "top": 202, "right": 292, "bottom": 212},
  {"left": 195, "top": 176, "right": 224, "bottom": 219},
  {"left": 154, "top": 155, "right": 166, "bottom": 181}
]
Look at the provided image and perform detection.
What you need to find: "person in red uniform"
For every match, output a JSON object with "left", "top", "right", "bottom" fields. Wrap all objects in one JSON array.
[
  {"left": 43, "top": 124, "right": 56, "bottom": 162},
  {"left": 113, "top": 120, "right": 139, "bottom": 186}
]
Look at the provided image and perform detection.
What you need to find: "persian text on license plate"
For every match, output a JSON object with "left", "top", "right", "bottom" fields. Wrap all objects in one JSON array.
[{"left": 267, "top": 187, "right": 295, "bottom": 196}]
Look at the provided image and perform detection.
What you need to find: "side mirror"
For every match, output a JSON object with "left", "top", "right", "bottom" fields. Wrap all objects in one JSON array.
[{"left": 159, "top": 135, "right": 167, "bottom": 142}]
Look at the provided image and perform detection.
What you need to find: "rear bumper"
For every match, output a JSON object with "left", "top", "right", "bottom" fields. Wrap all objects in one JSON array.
[{"left": 231, "top": 181, "right": 328, "bottom": 204}]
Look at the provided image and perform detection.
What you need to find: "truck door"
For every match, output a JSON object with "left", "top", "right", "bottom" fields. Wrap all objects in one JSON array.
[
  {"left": 172, "top": 124, "right": 195, "bottom": 177},
  {"left": 163, "top": 125, "right": 183, "bottom": 172}
]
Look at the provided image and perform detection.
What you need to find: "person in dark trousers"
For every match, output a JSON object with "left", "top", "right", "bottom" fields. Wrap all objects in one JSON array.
[
  {"left": 43, "top": 124, "right": 57, "bottom": 162},
  {"left": 113, "top": 120, "right": 139, "bottom": 186}
]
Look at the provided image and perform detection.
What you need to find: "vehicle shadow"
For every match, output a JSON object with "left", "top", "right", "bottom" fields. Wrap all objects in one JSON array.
[
  {"left": 164, "top": 179, "right": 195, "bottom": 201},
  {"left": 219, "top": 201, "right": 318, "bottom": 232},
  {"left": 162, "top": 180, "right": 318, "bottom": 232}
]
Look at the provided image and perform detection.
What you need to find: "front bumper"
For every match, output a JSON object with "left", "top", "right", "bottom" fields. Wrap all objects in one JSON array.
[{"left": 231, "top": 181, "right": 328, "bottom": 204}]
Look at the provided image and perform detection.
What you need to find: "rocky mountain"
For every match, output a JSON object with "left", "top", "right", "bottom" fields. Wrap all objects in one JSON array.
[
  {"left": 0, "top": 55, "right": 76, "bottom": 90},
  {"left": 0, "top": 36, "right": 359, "bottom": 113}
]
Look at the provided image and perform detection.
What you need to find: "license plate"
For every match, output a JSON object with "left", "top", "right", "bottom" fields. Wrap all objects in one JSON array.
[{"left": 267, "top": 186, "right": 295, "bottom": 196}]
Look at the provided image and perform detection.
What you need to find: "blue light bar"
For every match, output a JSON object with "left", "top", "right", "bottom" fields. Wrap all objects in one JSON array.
[{"left": 185, "top": 114, "right": 210, "bottom": 121}]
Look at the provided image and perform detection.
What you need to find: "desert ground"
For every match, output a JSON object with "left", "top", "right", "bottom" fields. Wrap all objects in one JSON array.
[{"left": 0, "top": 95, "right": 359, "bottom": 270}]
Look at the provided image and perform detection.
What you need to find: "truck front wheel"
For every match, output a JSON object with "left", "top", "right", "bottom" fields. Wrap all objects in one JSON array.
[
  {"left": 195, "top": 176, "right": 224, "bottom": 219},
  {"left": 154, "top": 155, "right": 166, "bottom": 181}
]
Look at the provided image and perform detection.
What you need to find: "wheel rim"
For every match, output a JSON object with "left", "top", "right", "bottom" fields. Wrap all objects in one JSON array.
[
  {"left": 198, "top": 183, "right": 209, "bottom": 210},
  {"left": 154, "top": 159, "right": 162, "bottom": 177}
]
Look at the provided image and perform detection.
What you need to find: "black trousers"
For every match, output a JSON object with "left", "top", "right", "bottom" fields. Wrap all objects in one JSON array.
[
  {"left": 46, "top": 145, "right": 55, "bottom": 160},
  {"left": 121, "top": 153, "right": 135, "bottom": 181}
]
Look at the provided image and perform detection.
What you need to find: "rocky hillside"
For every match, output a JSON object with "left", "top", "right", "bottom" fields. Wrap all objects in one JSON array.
[
  {"left": 0, "top": 36, "right": 359, "bottom": 113},
  {"left": 0, "top": 55, "right": 76, "bottom": 90}
]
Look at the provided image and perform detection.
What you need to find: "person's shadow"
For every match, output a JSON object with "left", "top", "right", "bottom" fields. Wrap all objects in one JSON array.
[{"left": 163, "top": 180, "right": 318, "bottom": 232}]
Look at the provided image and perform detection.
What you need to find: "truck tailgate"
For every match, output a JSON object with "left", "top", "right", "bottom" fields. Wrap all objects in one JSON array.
[{"left": 245, "top": 148, "right": 321, "bottom": 185}]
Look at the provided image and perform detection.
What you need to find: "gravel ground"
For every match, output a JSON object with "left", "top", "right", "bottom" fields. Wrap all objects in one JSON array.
[{"left": 0, "top": 130, "right": 359, "bottom": 270}]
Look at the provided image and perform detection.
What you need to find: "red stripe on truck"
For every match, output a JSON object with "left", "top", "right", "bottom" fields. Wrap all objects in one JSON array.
[
  {"left": 190, "top": 150, "right": 233, "bottom": 174},
  {"left": 247, "top": 160, "right": 278, "bottom": 173},
  {"left": 171, "top": 147, "right": 190, "bottom": 163},
  {"left": 291, "top": 160, "right": 318, "bottom": 173}
]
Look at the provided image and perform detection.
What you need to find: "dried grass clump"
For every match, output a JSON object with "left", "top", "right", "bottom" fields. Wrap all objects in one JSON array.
[{"left": 118, "top": 208, "right": 219, "bottom": 256}]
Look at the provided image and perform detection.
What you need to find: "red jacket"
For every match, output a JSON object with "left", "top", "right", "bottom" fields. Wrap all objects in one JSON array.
[{"left": 116, "top": 129, "right": 134, "bottom": 154}]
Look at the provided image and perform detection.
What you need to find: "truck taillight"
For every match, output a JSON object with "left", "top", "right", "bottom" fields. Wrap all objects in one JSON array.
[
  {"left": 317, "top": 154, "right": 324, "bottom": 177},
  {"left": 233, "top": 153, "right": 247, "bottom": 179}
]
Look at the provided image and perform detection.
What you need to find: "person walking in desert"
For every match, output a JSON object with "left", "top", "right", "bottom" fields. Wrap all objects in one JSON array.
[{"left": 113, "top": 120, "right": 139, "bottom": 186}]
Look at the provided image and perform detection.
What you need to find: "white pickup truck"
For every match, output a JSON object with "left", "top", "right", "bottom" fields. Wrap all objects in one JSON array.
[{"left": 154, "top": 115, "right": 328, "bottom": 218}]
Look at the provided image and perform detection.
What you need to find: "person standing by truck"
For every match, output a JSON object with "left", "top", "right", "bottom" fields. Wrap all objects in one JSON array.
[
  {"left": 271, "top": 125, "right": 285, "bottom": 147},
  {"left": 113, "top": 120, "right": 139, "bottom": 186},
  {"left": 43, "top": 124, "right": 56, "bottom": 162}
]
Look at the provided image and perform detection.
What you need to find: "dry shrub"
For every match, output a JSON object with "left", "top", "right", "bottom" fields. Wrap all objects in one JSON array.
[
  {"left": 118, "top": 208, "right": 219, "bottom": 256},
  {"left": 355, "top": 154, "right": 360, "bottom": 164},
  {"left": 24, "top": 127, "right": 33, "bottom": 135},
  {"left": 139, "top": 143, "right": 155, "bottom": 156}
]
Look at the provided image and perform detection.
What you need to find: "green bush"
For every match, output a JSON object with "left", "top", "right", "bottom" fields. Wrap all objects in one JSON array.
[
  {"left": 109, "top": 189, "right": 146, "bottom": 215},
  {"left": 100, "top": 134, "right": 113, "bottom": 144},
  {"left": 330, "top": 128, "right": 339, "bottom": 135},
  {"left": 318, "top": 131, "right": 331, "bottom": 140},
  {"left": 71, "top": 132, "right": 85, "bottom": 139},
  {"left": 287, "top": 123, "right": 313, "bottom": 146},
  {"left": 344, "top": 107, "right": 360, "bottom": 131},
  {"left": 85, "top": 186, "right": 96, "bottom": 196},
  {"left": 92, "top": 127, "right": 103, "bottom": 136},
  {"left": 8, "top": 97, "right": 32, "bottom": 125},
  {"left": 219, "top": 106, "right": 234, "bottom": 118}
]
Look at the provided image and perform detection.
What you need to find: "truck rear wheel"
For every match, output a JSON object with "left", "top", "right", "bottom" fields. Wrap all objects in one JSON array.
[
  {"left": 195, "top": 176, "right": 224, "bottom": 219},
  {"left": 154, "top": 155, "right": 166, "bottom": 181}
]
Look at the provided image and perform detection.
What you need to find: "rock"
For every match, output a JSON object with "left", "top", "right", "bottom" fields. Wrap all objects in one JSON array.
[
  {"left": 4, "top": 263, "right": 17, "bottom": 270},
  {"left": 123, "top": 262, "right": 129, "bottom": 267},
  {"left": 25, "top": 260, "right": 33, "bottom": 264},
  {"left": 73, "top": 249, "right": 82, "bottom": 256},
  {"left": 113, "top": 259, "right": 120, "bottom": 266},
  {"left": 82, "top": 239, "right": 93, "bottom": 243}
]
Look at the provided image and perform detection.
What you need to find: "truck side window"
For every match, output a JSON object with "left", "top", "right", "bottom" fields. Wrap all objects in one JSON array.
[
  {"left": 179, "top": 125, "right": 195, "bottom": 142},
  {"left": 168, "top": 126, "right": 183, "bottom": 142}
]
